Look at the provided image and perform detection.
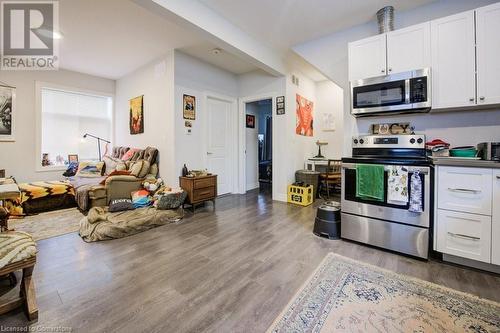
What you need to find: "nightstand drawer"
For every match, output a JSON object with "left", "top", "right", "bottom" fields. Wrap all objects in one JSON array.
[
  {"left": 194, "top": 177, "right": 216, "bottom": 189},
  {"left": 437, "top": 166, "right": 492, "bottom": 215},
  {"left": 193, "top": 187, "right": 215, "bottom": 201}
]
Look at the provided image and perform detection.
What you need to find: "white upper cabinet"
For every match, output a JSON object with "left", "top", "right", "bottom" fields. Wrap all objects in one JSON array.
[
  {"left": 386, "top": 22, "right": 430, "bottom": 74},
  {"left": 476, "top": 2, "right": 500, "bottom": 106},
  {"left": 431, "top": 10, "right": 476, "bottom": 109},
  {"left": 348, "top": 34, "right": 386, "bottom": 81}
]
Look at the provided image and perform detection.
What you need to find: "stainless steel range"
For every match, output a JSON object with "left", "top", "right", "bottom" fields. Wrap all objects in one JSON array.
[{"left": 341, "top": 134, "right": 431, "bottom": 259}]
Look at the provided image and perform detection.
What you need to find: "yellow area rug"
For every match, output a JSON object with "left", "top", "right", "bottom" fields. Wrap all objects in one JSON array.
[
  {"left": 8, "top": 208, "right": 83, "bottom": 241},
  {"left": 268, "top": 253, "right": 500, "bottom": 333}
]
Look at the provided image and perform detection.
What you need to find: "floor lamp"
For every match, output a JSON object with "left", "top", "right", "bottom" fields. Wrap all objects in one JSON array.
[{"left": 83, "top": 133, "right": 111, "bottom": 161}]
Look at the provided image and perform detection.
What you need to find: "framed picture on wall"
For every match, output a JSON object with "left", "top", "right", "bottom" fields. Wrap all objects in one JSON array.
[
  {"left": 183, "top": 94, "right": 196, "bottom": 120},
  {"left": 0, "top": 85, "right": 16, "bottom": 142},
  {"left": 68, "top": 154, "right": 79, "bottom": 164},
  {"left": 246, "top": 114, "right": 255, "bottom": 128},
  {"left": 276, "top": 95, "right": 285, "bottom": 115},
  {"left": 130, "top": 95, "right": 144, "bottom": 135}
]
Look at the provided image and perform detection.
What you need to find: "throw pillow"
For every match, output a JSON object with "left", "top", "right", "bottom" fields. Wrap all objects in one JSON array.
[
  {"left": 102, "top": 155, "right": 120, "bottom": 175},
  {"left": 149, "top": 163, "right": 159, "bottom": 177},
  {"left": 109, "top": 199, "right": 135, "bottom": 212},
  {"left": 99, "top": 170, "right": 131, "bottom": 185},
  {"left": 121, "top": 149, "right": 138, "bottom": 161},
  {"left": 115, "top": 162, "right": 127, "bottom": 171},
  {"left": 76, "top": 161, "right": 105, "bottom": 178},
  {"left": 129, "top": 159, "right": 151, "bottom": 178}
]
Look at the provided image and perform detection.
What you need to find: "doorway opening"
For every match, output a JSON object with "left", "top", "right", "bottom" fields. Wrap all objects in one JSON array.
[{"left": 245, "top": 99, "right": 272, "bottom": 195}]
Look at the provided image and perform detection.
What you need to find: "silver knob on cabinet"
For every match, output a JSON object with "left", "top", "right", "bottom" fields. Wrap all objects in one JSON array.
[
  {"left": 388, "top": 68, "right": 392, "bottom": 72},
  {"left": 479, "top": 96, "right": 485, "bottom": 101},
  {"left": 381, "top": 69, "right": 385, "bottom": 73},
  {"left": 469, "top": 97, "right": 475, "bottom": 102}
]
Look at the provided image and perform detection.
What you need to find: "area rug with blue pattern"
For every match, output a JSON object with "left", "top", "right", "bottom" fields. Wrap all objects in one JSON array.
[{"left": 268, "top": 253, "right": 500, "bottom": 333}]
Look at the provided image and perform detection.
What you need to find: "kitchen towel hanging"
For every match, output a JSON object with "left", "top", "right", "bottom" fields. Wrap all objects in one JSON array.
[
  {"left": 409, "top": 170, "right": 423, "bottom": 213},
  {"left": 387, "top": 166, "right": 408, "bottom": 205}
]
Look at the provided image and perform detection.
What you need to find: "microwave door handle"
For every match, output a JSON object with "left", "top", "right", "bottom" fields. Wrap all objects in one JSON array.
[{"left": 405, "top": 79, "right": 410, "bottom": 104}]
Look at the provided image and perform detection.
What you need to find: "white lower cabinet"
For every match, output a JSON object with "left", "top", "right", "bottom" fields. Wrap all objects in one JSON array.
[
  {"left": 492, "top": 170, "right": 500, "bottom": 265},
  {"left": 435, "top": 166, "right": 498, "bottom": 267},
  {"left": 436, "top": 210, "right": 491, "bottom": 263}
]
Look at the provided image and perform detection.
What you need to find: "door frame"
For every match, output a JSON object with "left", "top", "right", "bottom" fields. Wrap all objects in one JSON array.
[
  {"left": 238, "top": 93, "right": 276, "bottom": 195},
  {"left": 204, "top": 92, "right": 238, "bottom": 195}
]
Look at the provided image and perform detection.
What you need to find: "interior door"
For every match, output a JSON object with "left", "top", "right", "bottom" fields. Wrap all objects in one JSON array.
[
  {"left": 386, "top": 22, "right": 430, "bottom": 74},
  {"left": 348, "top": 34, "right": 387, "bottom": 81},
  {"left": 476, "top": 2, "right": 500, "bottom": 106},
  {"left": 207, "top": 97, "right": 232, "bottom": 195},
  {"left": 431, "top": 10, "right": 476, "bottom": 109}
]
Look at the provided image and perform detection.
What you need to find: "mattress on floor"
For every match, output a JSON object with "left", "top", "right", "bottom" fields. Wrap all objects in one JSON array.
[
  {"left": 6, "top": 181, "right": 76, "bottom": 215},
  {"left": 79, "top": 206, "right": 183, "bottom": 242}
]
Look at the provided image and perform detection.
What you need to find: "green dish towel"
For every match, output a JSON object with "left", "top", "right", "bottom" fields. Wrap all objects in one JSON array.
[{"left": 356, "top": 164, "right": 385, "bottom": 202}]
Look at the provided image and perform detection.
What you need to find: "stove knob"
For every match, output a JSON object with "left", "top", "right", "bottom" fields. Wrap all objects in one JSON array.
[
  {"left": 353, "top": 139, "right": 358, "bottom": 144},
  {"left": 417, "top": 138, "right": 423, "bottom": 144},
  {"left": 410, "top": 138, "right": 416, "bottom": 144},
  {"left": 359, "top": 139, "right": 364, "bottom": 144}
]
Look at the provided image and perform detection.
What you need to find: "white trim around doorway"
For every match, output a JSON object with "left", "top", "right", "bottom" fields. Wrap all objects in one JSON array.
[{"left": 238, "top": 92, "right": 276, "bottom": 197}]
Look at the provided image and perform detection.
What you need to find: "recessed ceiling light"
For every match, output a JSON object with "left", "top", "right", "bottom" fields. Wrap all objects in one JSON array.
[{"left": 211, "top": 48, "right": 222, "bottom": 55}]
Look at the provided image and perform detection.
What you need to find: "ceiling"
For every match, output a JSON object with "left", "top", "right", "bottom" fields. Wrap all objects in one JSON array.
[
  {"left": 199, "top": 0, "right": 436, "bottom": 50},
  {"left": 179, "top": 42, "right": 258, "bottom": 75},
  {"left": 58, "top": 0, "right": 257, "bottom": 79}
]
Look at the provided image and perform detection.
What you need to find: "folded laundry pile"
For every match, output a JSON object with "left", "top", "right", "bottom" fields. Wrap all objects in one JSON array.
[{"left": 131, "top": 189, "right": 152, "bottom": 208}]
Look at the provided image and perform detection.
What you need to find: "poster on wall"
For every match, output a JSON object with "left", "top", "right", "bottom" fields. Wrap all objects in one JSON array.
[
  {"left": 321, "top": 113, "right": 335, "bottom": 132},
  {"left": 0, "top": 85, "right": 15, "bottom": 142},
  {"left": 129, "top": 95, "right": 144, "bottom": 135},
  {"left": 295, "top": 94, "right": 313, "bottom": 137},
  {"left": 183, "top": 94, "right": 196, "bottom": 120},
  {"left": 246, "top": 114, "right": 255, "bottom": 128}
]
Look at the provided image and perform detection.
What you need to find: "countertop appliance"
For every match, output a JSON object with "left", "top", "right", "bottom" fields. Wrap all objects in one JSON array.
[
  {"left": 477, "top": 142, "right": 500, "bottom": 161},
  {"left": 351, "top": 68, "right": 431, "bottom": 117},
  {"left": 341, "top": 134, "right": 431, "bottom": 258}
]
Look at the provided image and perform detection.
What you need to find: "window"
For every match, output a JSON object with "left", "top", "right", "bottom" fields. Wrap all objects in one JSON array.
[{"left": 38, "top": 85, "right": 113, "bottom": 169}]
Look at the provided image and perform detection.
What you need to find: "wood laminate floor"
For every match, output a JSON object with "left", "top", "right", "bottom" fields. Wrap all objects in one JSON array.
[{"left": 1, "top": 190, "right": 499, "bottom": 332}]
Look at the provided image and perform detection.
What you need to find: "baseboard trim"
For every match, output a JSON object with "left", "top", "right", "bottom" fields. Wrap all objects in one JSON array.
[{"left": 246, "top": 183, "right": 260, "bottom": 191}]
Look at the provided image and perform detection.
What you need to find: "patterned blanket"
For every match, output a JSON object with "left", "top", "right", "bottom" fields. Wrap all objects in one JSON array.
[
  {"left": 5, "top": 181, "right": 75, "bottom": 216},
  {"left": 0, "top": 231, "right": 37, "bottom": 269}
]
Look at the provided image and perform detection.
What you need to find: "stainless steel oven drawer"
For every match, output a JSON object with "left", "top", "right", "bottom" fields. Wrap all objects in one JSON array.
[{"left": 341, "top": 213, "right": 429, "bottom": 258}]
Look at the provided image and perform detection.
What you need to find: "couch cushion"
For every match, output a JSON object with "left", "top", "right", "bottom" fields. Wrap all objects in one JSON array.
[
  {"left": 121, "top": 149, "right": 138, "bottom": 161},
  {"left": 143, "top": 147, "right": 158, "bottom": 165},
  {"left": 129, "top": 160, "right": 150, "bottom": 178}
]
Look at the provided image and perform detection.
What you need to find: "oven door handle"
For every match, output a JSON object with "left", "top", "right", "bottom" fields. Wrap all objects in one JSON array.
[
  {"left": 447, "top": 188, "right": 481, "bottom": 194},
  {"left": 342, "top": 163, "right": 429, "bottom": 175}
]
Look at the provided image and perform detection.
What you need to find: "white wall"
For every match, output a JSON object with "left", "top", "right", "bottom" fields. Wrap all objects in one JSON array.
[
  {"left": 174, "top": 51, "right": 239, "bottom": 181},
  {"left": 293, "top": 0, "right": 500, "bottom": 155},
  {"left": 245, "top": 102, "right": 259, "bottom": 190},
  {"left": 115, "top": 51, "right": 176, "bottom": 184},
  {"left": 0, "top": 69, "right": 115, "bottom": 182}
]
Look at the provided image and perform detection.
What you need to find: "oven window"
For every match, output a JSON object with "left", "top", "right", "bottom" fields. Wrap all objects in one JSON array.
[
  {"left": 353, "top": 80, "right": 406, "bottom": 109},
  {"left": 344, "top": 168, "right": 425, "bottom": 210}
]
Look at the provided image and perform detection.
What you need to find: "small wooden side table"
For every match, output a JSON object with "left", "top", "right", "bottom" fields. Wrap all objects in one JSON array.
[
  {"left": 179, "top": 175, "right": 217, "bottom": 213},
  {"left": 0, "top": 180, "right": 20, "bottom": 231}
]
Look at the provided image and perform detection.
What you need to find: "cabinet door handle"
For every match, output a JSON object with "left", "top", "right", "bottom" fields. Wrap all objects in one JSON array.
[
  {"left": 469, "top": 97, "right": 475, "bottom": 102},
  {"left": 381, "top": 69, "right": 385, "bottom": 73},
  {"left": 447, "top": 232, "right": 480, "bottom": 241},
  {"left": 479, "top": 96, "right": 485, "bottom": 101},
  {"left": 388, "top": 68, "right": 392, "bottom": 72},
  {"left": 497, "top": 175, "right": 500, "bottom": 179},
  {"left": 447, "top": 188, "right": 481, "bottom": 194}
]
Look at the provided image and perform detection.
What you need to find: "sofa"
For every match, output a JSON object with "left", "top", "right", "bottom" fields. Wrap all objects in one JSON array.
[{"left": 70, "top": 146, "right": 159, "bottom": 211}]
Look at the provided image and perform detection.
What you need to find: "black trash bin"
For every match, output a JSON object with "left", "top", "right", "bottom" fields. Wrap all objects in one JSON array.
[{"left": 313, "top": 204, "right": 341, "bottom": 239}]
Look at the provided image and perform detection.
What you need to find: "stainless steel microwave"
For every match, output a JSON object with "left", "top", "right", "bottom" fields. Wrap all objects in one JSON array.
[{"left": 351, "top": 68, "right": 431, "bottom": 117}]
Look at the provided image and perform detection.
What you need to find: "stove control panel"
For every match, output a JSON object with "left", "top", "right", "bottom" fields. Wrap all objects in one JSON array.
[{"left": 352, "top": 134, "right": 426, "bottom": 149}]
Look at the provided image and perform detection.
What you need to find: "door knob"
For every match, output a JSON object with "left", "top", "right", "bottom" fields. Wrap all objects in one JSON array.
[
  {"left": 207, "top": 152, "right": 213, "bottom": 155},
  {"left": 479, "top": 96, "right": 485, "bottom": 101}
]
